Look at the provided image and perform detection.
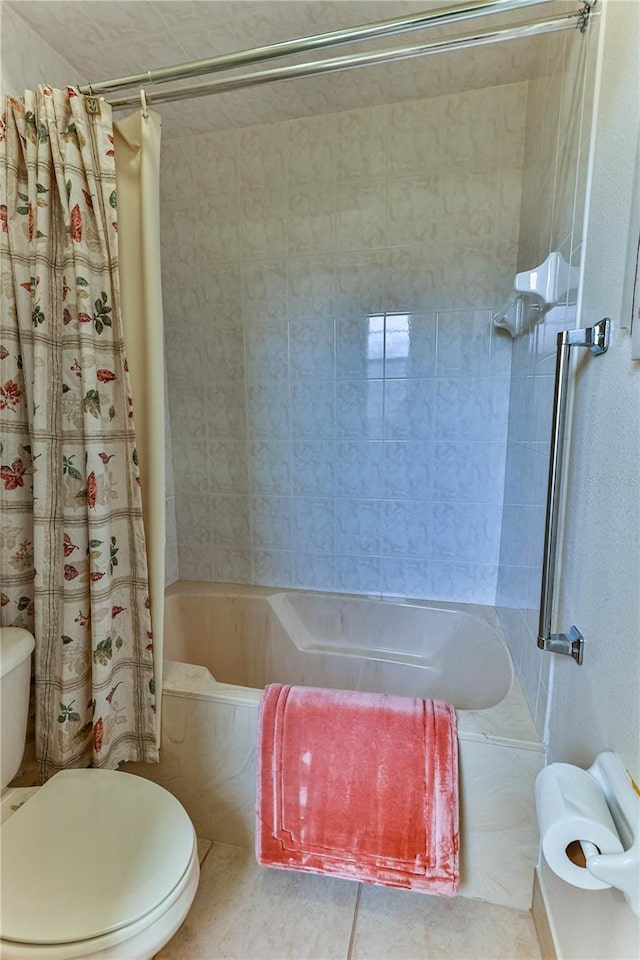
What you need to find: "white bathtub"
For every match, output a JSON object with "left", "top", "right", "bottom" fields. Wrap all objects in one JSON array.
[{"left": 124, "top": 581, "right": 544, "bottom": 910}]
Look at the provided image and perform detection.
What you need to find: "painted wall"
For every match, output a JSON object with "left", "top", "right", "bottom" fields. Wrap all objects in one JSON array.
[
  {"left": 496, "top": 22, "right": 598, "bottom": 736},
  {"left": 537, "top": 1, "right": 640, "bottom": 956},
  {"left": 0, "top": 2, "right": 83, "bottom": 95},
  {"left": 161, "top": 84, "right": 526, "bottom": 602}
]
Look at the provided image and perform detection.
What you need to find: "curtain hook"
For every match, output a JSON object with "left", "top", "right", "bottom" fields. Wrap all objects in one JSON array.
[{"left": 140, "top": 88, "right": 149, "bottom": 119}]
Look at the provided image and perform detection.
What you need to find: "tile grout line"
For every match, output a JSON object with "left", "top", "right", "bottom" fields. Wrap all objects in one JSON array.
[{"left": 346, "top": 883, "right": 363, "bottom": 960}]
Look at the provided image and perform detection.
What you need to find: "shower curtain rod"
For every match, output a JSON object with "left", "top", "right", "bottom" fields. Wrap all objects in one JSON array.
[
  {"left": 80, "top": 0, "right": 551, "bottom": 96},
  {"left": 106, "top": 12, "right": 580, "bottom": 110}
]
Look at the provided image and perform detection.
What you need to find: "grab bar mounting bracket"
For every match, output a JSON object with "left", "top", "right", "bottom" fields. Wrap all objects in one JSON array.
[
  {"left": 537, "top": 625, "right": 584, "bottom": 665},
  {"left": 564, "top": 316, "right": 609, "bottom": 353}
]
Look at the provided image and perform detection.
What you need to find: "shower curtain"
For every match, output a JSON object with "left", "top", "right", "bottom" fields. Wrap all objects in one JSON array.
[
  {"left": 0, "top": 86, "right": 158, "bottom": 779},
  {"left": 113, "top": 108, "right": 165, "bottom": 744}
]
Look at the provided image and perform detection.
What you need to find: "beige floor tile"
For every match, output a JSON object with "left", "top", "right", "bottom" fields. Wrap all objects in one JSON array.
[
  {"left": 351, "top": 885, "right": 542, "bottom": 960},
  {"left": 158, "top": 840, "right": 359, "bottom": 960},
  {"left": 197, "top": 837, "right": 213, "bottom": 864}
]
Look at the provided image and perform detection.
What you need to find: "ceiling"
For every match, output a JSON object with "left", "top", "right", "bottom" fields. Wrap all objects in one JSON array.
[{"left": 10, "top": 0, "right": 558, "bottom": 138}]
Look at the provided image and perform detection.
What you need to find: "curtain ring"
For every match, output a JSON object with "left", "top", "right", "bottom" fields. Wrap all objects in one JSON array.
[{"left": 140, "top": 88, "right": 149, "bottom": 120}]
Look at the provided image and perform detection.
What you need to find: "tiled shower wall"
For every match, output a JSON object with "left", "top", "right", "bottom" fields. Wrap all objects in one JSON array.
[
  {"left": 161, "top": 82, "right": 527, "bottom": 603},
  {"left": 496, "top": 26, "right": 599, "bottom": 735}
]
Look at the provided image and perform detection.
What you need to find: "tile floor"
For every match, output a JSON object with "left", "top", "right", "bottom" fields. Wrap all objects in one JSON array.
[{"left": 158, "top": 840, "right": 542, "bottom": 960}]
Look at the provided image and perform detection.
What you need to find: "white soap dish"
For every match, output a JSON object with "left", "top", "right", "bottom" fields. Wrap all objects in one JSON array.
[{"left": 493, "top": 251, "right": 580, "bottom": 337}]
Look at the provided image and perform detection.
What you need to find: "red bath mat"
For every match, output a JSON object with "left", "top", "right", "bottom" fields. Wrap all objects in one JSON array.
[{"left": 256, "top": 684, "right": 459, "bottom": 896}]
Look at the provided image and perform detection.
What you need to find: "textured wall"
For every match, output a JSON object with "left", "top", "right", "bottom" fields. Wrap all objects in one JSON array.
[
  {"left": 537, "top": 1, "right": 640, "bottom": 956},
  {"left": 161, "top": 83, "right": 527, "bottom": 602},
  {"left": 496, "top": 23, "right": 598, "bottom": 736}
]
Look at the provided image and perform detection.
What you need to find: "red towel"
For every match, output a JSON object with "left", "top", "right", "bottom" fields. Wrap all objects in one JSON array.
[{"left": 256, "top": 684, "right": 459, "bottom": 896}]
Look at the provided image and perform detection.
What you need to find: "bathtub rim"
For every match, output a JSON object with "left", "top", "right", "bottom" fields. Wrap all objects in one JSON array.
[
  {"left": 165, "top": 578, "right": 506, "bottom": 631},
  {"left": 162, "top": 580, "right": 543, "bottom": 755}
]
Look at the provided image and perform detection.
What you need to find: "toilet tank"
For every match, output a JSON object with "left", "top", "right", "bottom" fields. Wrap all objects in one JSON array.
[{"left": 0, "top": 628, "right": 36, "bottom": 791}]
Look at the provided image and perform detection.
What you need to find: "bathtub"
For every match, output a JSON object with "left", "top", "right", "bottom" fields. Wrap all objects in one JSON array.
[{"left": 123, "top": 581, "right": 544, "bottom": 910}]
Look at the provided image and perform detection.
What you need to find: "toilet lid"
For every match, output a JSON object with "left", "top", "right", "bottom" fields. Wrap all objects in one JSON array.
[{"left": 0, "top": 769, "right": 196, "bottom": 945}]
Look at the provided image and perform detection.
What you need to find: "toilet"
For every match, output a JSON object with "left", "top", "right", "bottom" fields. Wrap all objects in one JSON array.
[{"left": 0, "top": 627, "right": 200, "bottom": 960}]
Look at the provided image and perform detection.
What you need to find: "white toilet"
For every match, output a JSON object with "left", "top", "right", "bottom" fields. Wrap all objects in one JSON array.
[{"left": 0, "top": 627, "right": 200, "bottom": 960}]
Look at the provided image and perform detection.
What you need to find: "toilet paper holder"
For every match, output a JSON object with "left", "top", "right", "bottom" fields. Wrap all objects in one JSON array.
[
  {"left": 538, "top": 751, "right": 640, "bottom": 917},
  {"left": 585, "top": 752, "right": 639, "bottom": 917}
]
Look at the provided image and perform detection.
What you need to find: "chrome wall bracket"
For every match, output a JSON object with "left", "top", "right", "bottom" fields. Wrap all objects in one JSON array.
[
  {"left": 537, "top": 318, "right": 610, "bottom": 665},
  {"left": 576, "top": 0, "right": 596, "bottom": 34},
  {"left": 538, "top": 625, "right": 584, "bottom": 665}
]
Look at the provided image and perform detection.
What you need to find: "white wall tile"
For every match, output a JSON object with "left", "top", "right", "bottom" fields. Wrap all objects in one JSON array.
[
  {"left": 440, "top": 87, "right": 502, "bottom": 167},
  {"left": 437, "top": 167, "right": 498, "bottom": 242},
  {"left": 252, "top": 549, "right": 295, "bottom": 587},
  {"left": 288, "top": 255, "right": 336, "bottom": 320},
  {"left": 336, "top": 316, "right": 384, "bottom": 380},
  {"left": 249, "top": 440, "right": 291, "bottom": 496},
  {"left": 194, "top": 130, "right": 240, "bottom": 198},
  {"left": 241, "top": 190, "right": 287, "bottom": 260},
  {"left": 165, "top": 322, "right": 203, "bottom": 383},
  {"left": 336, "top": 555, "right": 382, "bottom": 594},
  {"left": 290, "top": 318, "right": 335, "bottom": 380},
  {"left": 287, "top": 185, "right": 337, "bottom": 256},
  {"left": 388, "top": 99, "right": 444, "bottom": 177},
  {"left": 242, "top": 258, "right": 289, "bottom": 325},
  {"left": 208, "top": 440, "right": 250, "bottom": 495},
  {"left": 291, "top": 381, "right": 336, "bottom": 439},
  {"left": 294, "top": 553, "right": 336, "bottom": 591},
  {"left": 292, "top": 441, "right": 336, "bottom": 498},
  {"left": 336, "top": 107, "right": 388, "bottom": 182},
  {"left": 251, "top": 497, "right": 292, "bottom": 552},
  {"left": 246, "top": 380, "right": 290, "bottom": 440},
  {"left": 499, "top": 82, "right": 529, "bottom": 166},
  {"left": 431, "top": 441, "right": 507, "bottom": 503},
  {"left": 384, "top": 379, "right": 436, "bottom": 441},
  {"left": 238, "top": 124, "right": 287, "bottom": 192},
  {"left": 175, "top": 496, "right": 214, "bottom": 552},
  {"left": 336, "top": 251, "right": 386, "bottom": 317},
  {"left": 209, "top": 495, "right": 251, "bottom": 550},
  {"left": 177, "top": 541, "right": 215, "bottom": 581},
  {"left": 336, "top": 181, "right": 387, "bottom": 252},
  {"left": 206, "top": 383, "right": 247, "bottom": 441},
  {"left": 336, "top": 380, "right": 383, "bottom": 440},
  {"left": 245, "top": 320, "right": 289, "bottom": 381},
  {"left": 335, "top": 499, "right": 382, "bottom": 557},
  {"left": 335, "top": 441, "right": 383, "bottom": 499},
  {"left": 384, "top": 312, "right": 437, "bottom": 380},
  {"left": 203, "top": 263, "right": 243, "bottom": 326},
  {"left": 386, "top": 245, "right": 437, "bottom": 314},
  {"left": 431, "top": 502, "right": 503, "bottom": 564},
  {"left": 429, "top": 561, "right": 498, "bottom": 605},
  {"left": 164, "top": 81, "right": 525, "bottom": 603},
  {"left": 383, "top": 442, "right": 433, "bottom": 501},
  {"left": 435, "top": 310, "right": 493, "bottom": 377},
  {"left": 202, "top": 326, "right": 245, "bottom": 382},
  {"left": 386, "top": 175, "right": 438, "bottom": 246},
  {"left": 382, "top": 500, "right": 432, "bottom": 559},
  {"left": 210, "top": 548, "right": 252, "bottom": 584},
  {"left": 199, "top": 194, "right": 241, "bottom": 263},
  {"left": 381, "top": 557, "right": 430, "bottom": 599},
  {"left": 434, "top": 377, "right": 510, "bottom": 441},
  {"left": 286, "top": 114, "right": 339, "bottom": 187},
  {"left": 292, "top": 498, "right": 336, "bottom": 554}
]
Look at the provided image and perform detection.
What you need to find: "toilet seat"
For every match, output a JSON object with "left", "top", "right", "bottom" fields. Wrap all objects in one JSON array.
[{"left": 0, "top": 769, "right": 198, "bottom": 959}]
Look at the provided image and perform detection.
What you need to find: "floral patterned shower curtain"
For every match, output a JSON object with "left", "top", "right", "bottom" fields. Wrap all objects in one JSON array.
[{"left": 0, "top": 86, "right": 158, "bottom": 780}]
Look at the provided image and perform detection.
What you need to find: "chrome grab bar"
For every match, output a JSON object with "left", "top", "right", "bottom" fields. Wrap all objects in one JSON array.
[{"left": 537, "top": 318, "right": 610, "bottom": 665}]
